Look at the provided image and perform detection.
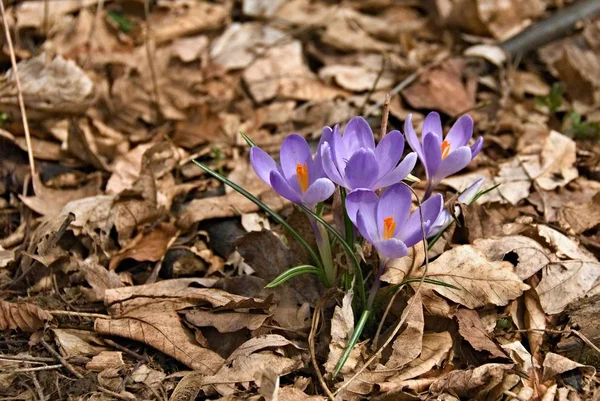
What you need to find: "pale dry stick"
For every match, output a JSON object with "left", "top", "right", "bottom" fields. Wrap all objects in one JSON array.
[
  {"left": 379, "top": 94, "right": 391, "bottom": 138},
  {"left": 372, "top": 284, "right": 402, "bottom": 351},
  {"left": 49, "top": 310, "right": 110, "bottom": 319},
  {"left": 9, "top": 364, "right": 63, "bottom": 373},
  {"left": 0, "top": 355, "right": 56, "bottom": 363},
  {"left": 103, "top": 338, "right": 149, "bottom": 363},
  {"left": 98, "top": 386, "right": 137, "bottom": 401},
  {"left": 0, "top": 0, "right": 36, "bottom": 179},
  {"left": 309, "top": 290, "right": 337, "bottom": 401},
  {"left": 359, "top": 55, "right": 387, "bottom": 115},
  {"left": 28, "top": 369, "right": 45, "bottom": 401},
  {"left": 144, "top": 0, "right": 162, "bottom": 123},
  {"left": 334, "top": 183, "right": 430, "bottom": 396},
  {"left": 40, "top": 339, "right": 83, "bottom": 379}
]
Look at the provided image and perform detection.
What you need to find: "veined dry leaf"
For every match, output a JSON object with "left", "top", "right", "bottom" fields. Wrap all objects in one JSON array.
[
  {"left": 226, "top": 334, "right": 301, "bottom": 362},
  {"left": 109, "top": 222, "right": 178, "bottom": 270},
  {"left": 500, "top": 341, "right": 535, "bottom": 374},
  {"left": 524, "top": 290, "right": 546, "bottom": 358},
  {"left": 561, "top": 192, "right": 600, "bottom": 234},
  {"left": 380, "top": 331, "right": 453, "bottom": 391},
  {"left": 472, "top": 236, "right": 550, "bottom": 280},
  {"left": 418, "top": 245, "right": 530, "bottom": 308},
  {"left": 95, "top": 278, "right": 268, "bottom": 372},
  {"left": 78, "top": 256, "right": 124, "bottom": 302},
  {"left": 534, "top": 225, "right": 600, "bottom": 314},
  {"left": 185, "top": 310, "right": 270, "bottom": 334},
  {"left": 429, "top": 363, "right": 513, "bottom": 398},
  {"left": 131, "top": 364, "right": 166, "bottom": 390},
  {"left": 0, "top": 300, "right": 53, "bottom": 332},
  {"left": 455, "top": 309, "right": 506, "bottom": 359},
  {"left": 403, "top": 58, "right": 475, "bottom": 117},
  {"left": 421, "top": 288, "right": 453, "bottom": 318},
  {"left": 542, "top": 353, "right": 596, "bottom": 382},
  {"left": 387, "top": 293, "right": 424, "bottom": 369},
  {"left": 325, "top": 291, "right": 361, "bottom": 375},
  {"left": 53, "top": 328, "right": 106, "bottom": 358}
]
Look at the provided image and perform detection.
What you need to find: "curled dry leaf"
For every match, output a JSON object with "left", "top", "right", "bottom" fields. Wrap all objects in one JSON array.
[
  {"left": 386, "top": 293, "right": 424, "bottom": 369},
  {"left": 185, "top": 310, "right": 270, "bottom": 334},
  {"left": 0, "top": 53, "right": 95, "bottom": 120},
  {"left": 429, "top": 363, "right": 513, "bottom": 398},
  {"left": 325, "top": 291, "right": 361, "bottom": 375},
  {"left": 454, "top": 308, "right": 506, "bottom": 359},
  {"left": 418, "top": 245, "right": 530, "bottom": 308},
  {"left": 534, "top": 225, "right": 600, "bottom": 314},
  {"left": 380, "top": 332, "right": 453, "bottom": 392},
  {"left": 472, "top": 236, "right": 551, "bottom": 280},
  {"left": 109, "top": 222, "right": 178, "bottom": 270},
  {"left": 542, "top": 353, "right": 596, "bottom": 382},
  {"left": 0, "top": 300, "right": 53, "bottom": 332}
]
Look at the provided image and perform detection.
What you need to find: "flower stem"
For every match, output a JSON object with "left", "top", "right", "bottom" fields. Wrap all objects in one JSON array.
[
  {"left": 367, "top": 258, "right": 388, "bottom": 310},
  {"left": 308, "top": 214, "right": 335, "bottom": 287},
  {"left": 423, "top": 184, "right": 433, "bottom": 202},
  {"left": 339, "top": 188, "right": 354, "bottom": 246}
]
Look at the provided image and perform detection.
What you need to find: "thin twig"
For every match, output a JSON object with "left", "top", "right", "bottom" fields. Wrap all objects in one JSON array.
[
  {"left": 359, "top": 55, "right": 387, "bottom": 115},
  {"left": 0, "top": 355, "right": 57, "bottom": 363},
  {"left": 48, "top": 310, "right": 110, "bottom": 319},
  {"left": 335, "top": 183, "right": 430, "bottom": 395},
  {"left": 143, "top": 0, "right": 162, "bottom": 123},
  {"left": 9, "top": 364, "right": 63, "bottom": 373},
  {"left": 309, "top": 290, "right": 337, "bottom": 401},
  {"left": 98, "top": 386, "right": 137, "bottom": 401},
  {"left": 40, "top": 339, "right": 84, "bottom": 379},
  {"left": 0, "top": 0, "right": 36, "bottom": 179},
  {"left": 103, "top": 338, "right": 149, "bottom": 363},
  {"left": 372, "top": 284, "right": 402, "bottom": 350}
]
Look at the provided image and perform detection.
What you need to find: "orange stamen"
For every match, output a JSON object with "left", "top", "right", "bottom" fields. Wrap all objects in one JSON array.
[
  {"left": 383, "top": 216, "right": 396, "bottom": 240},
  {"left": 296, "top": 163, "right": 309, "bottom": 193},
  {"left": 441, "top": 140, "right": 451, "bottom": 160}
]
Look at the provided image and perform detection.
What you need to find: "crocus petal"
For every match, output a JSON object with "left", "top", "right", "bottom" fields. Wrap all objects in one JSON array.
[
  {"left": 427, "top": 209, "right": 452, "bottom": 239},
  {"left": 422, "top": 132, "right": 442, "bottom": 179},
  {"left": 301, "top": 178, "right": 335, "bottom": 205},
  {"left": 320, "top": 142, "right": 346, "bottom": 187},
  {"left": 269, "top": 170, "right": 302, "bottom": 204},
  {"left": 404, "top": 114, "right": 424, "bottom": 161},
  {"left": 371, "top": 152, "right": 417, "bottom": 189},
  {"left": 330, "top": 124, "right": 350, "bottom": 172},
  {"left": 423, "top": 112, "right": 443, "bottom": 141},
  {"left": 470, "top": 136, "right": 483, "bottom": 158},
  {"left": 279, "top": 134, "right": 313, "bottom": 183},
  {"left": 445, "top": 115, "right": 473, "bottom": 150},
  {"left": 457, "top": 178, "right": 484, "bottom": 204},
  {"left": 344, "top": 148, "right": 379, "bottom": 190},
  {"left": 356, "top": 210, "right": 378, "bottom": 245},
  {"left": 345, "top": 189, "right": 378, "bottom": 226},
  {"left": 375, "top": 238, "right": 409, "bottom": 259},
  {"left": 432, "top": 147, "right": 472, "bottom": 183},
  {"left": 376, "top": 184, "right": 412, "bottom": 238},
  {"left": 398, "top": 193, "right": 443, "bottom": 248},
  {"left": 343, "top": 116, "right": 375, "bottom": 155},
  {"left": 374, "top": 130, "right": 404, "bottom": 177},
  {"left": 313, "top": 127, "right": 333, "bottom": 178},
  {"left": 250, "top": 147, "right": 277, "bottom": 185}
]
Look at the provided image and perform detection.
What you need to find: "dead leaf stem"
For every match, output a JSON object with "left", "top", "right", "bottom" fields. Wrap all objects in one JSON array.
[
  {"left": 40, "top": 339, "right": 84, "bottom": 379},
  {"left": 0, "top": 0, "right": 36, "bottom": 179},
  {"left": 49, "top": 310, "right": 110, "bottom": 319}
]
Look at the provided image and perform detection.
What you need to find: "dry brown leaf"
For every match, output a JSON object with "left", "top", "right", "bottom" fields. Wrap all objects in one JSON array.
[
  {"left": 95, "top": 278, "right": 268, "bottom": 372},
  {"left": 418, "top": 245, "right": 530, "bottom": 308},
  {"left": 77, "top": 256, "right": 124, "bottom": 302},
  {"left": 185, "top": 310, "right": 270, "bottom": 333},
  {"left": 0, "top": 53, "right": 95, "bottom": 120},
  {"left": 20, "top": 173, "right": 103, "bottom": 217},
  {"left": 0, "top": 300, "right": 53, "bottom": 332},
  {"left": 131, "top": 364, "right": 166, "bottom": 390},
  {"left": 380, "top": 331, "right": 452, "bottom": 391},
  {"left": 325, "top": 291, "right": 361, "bottom": 375},
  {"left": 109, "top": 222, "right": 178, "bottom": 270},
  {"left": 53, "top": 328, "right": 106, "bottom": 358},
  {"left": 429, "top": 363, "right": 513, "bottom": 398},
  {"left": 150, "top": 2, "right": 228, "bottom": 45},
  {"left": 561, "top": 192, "right": 600, "bottom": 234},
  {"left": 403, "top": 58, "right": 475, "bottom": 117},
  {"left": 454, "top": 309, "right": 506, "bottom": 359},
  {"left": 500, "top": 341, "right": 534, "bottom": 374},
  {"left": 524, "top": 290, "right": 546, "bottom": 358},
  {"left": 242, "top": 41, "right": 346, "bottom": 103},
  {"left": 387, "top": 293, "right": 424, "bottom": 369},
  {"left": 226, "top": 334, "right": 302, "bottom": 362},
  {"left": 472, "top": 236, "right": 550, "bottom": 280},
  {"left": 86, "top": 351, "right": 125, "bottom": 372},
  {"left": 534, "top": 225, "right": 600, "bottom": 314},
  {"left": 542, "top": 353, "right": 596, "bottom": 382},
  {"left": 319, "top": 65, "right": 394, "bottom": 92}
]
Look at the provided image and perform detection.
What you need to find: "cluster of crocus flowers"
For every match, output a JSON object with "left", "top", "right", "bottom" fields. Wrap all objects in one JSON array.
[{"left": 249, "top": 112, "right": 483, "bottom": 284}]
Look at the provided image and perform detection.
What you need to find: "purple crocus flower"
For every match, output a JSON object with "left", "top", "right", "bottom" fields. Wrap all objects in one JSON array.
[
  {"left": 428, "top": 178, "right": 484, "bottom": 238},
  {"left": 345, "top": 183, "right": 443, "bottom": 259},
  {"left": 320, "top": 117, "right": 417, "bottom": 192},
  {"left": 404, "top": 112, "right": 483, "bottom": 199},
  {"left": 250, "top": 134, "right": 335, "bottom": 207}
]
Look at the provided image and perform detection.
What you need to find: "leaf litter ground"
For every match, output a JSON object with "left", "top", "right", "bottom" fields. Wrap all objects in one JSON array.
[{"left": 1, "top": 1, "right": 600, "bottom": 400}]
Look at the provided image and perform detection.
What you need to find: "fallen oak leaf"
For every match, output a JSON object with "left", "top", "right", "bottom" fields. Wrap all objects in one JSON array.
[
  {"left": 454, "top": 308, "right": 507, "bottom": 359},
  {"left": 0, "top": 300, "right": 53, "bottom": 332},
  {"left": 416, "top": 245, "right": 530, "bottom": 308}
]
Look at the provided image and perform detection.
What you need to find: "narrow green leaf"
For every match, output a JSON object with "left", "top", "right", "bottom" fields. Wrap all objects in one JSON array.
[
  {"left": 240, "top": 132, "right": 257, "bottom": 147},
  {"left": 265, "top": 265, "right": 324, "bottom": 288},
  {"left": 297, "top": 204, "right": 367, "bottom": 309},
  {"left": 333, "top": 309, "right": 370, "bottom": 378},
  {"left": 339, "top": 188, "right": 354, "bottom": 246},
  {"left": 470, "top": 183, "right": 500, "bottom": 204},
  {"left": 193, "top": 161, "right": 324, "bottom": 272}
]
